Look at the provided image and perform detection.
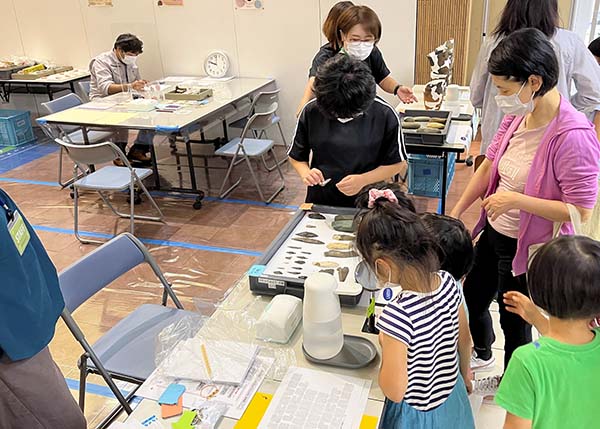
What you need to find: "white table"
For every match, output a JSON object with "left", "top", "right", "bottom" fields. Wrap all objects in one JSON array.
[
  {"left": 0, "top": 70, "right": 90, "bottom": 102},
  {"left": 37, "top": 77, "right": 275, "bottom": 207},
  {"left": 123, "top": 277, "right": 384, "bottom": 428}
]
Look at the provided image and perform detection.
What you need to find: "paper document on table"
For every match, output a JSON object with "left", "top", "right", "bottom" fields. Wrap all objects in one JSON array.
[
  {"left": 161, "top": 338, "right": 259, "bottom": 385},
  {"left": 136, "top": 356, "right": 273, "bottom": 420},
  {"left": 258, "top": 367, "right": 371, "bottom": 429},
  {"left": 79, "top": 100, "right": 117, "bottom": 110}
]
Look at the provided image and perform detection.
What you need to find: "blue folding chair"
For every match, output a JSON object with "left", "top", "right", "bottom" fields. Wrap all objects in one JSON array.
[
  {"left": 40, "top": 93, "right": 113, "bottom": 187},
  {"left": 77, "top": 80, "right": 91, "bottom": 102},
  {"left": 58, "top": 233, "right": 199, "bottom": 428}
]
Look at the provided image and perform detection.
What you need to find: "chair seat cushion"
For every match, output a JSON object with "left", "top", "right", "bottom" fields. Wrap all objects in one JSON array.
[
  {"left": 67, "top": 129, "right": 113, "bottom": 144},
  {"left": 74, "top": 166, "right": 153, "bottom": 191},
  {"left": 215, "top": 137, "right": 274, "bottom": 157},
  {"left": 87, "top": 304, "right": 200, "bottom": 381}
]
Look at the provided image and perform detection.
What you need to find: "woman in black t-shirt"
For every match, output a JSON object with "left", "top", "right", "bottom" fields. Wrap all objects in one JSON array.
[{"left": 296, "top": 4, "right": 416, "bottom": 116}]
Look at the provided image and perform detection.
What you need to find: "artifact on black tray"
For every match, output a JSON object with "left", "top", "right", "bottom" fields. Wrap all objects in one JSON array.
[
  {"left": 292, "top": 237, "right": 325, "bottom": 245},
  {"left": 324, "top": 250, "right": 359, "bottom": 258},
  {"left": 296, "top": 231, "right": 318, "bottom": 238},
  {"left": 326, "top": 242, "right": 353, "bottom": 250},
  {"left": 314, "top": 261, "right": 339, "bottom": 268},
  {"left": 320, "top": 269, "right": 335, "bottom": 275},
  {"left": 332, "top": 234, "right": 355, "bottom": 241},
  {"left": 337, "top": 267, "right": 349, "bottom": 282},
  {"left": 308, "top": 212, "right": 326, "bottom": 220}
]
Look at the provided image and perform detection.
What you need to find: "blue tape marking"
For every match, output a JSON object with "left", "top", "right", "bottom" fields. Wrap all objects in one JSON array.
[
  {"left": 65, "top": 378, "right": 129, "bottom": 398},
  {"left": 155, "top": 125, "right": 180, "bottom": 132},
  {"left": 151, "top": 191, "right": 298, "bottom": 211},
  {"left": 248, "top": 264, "right": 266, "bottom": 277},
  {"left": 0, "top": 177, "right": 57, "bottom": 186},
  {"left": 36, "top": 119, "right": 47, "bottom": 125},
  {"left": 0, "top": 143, "right": 58, "bottom": 174},
  {"left": 32, "top": 224, "right": 262, "bottom": 257}
]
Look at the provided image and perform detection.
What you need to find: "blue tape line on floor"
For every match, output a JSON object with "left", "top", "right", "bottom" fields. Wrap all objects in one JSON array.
[
  {"left": 32, "top": 224, "right": 262, "bottom": 257},
  {"left": 0, "top": 177, "right": 57, "bottom": 186},
  {"left": 0, "top": 142, "right": 59, "bottom": 174}
]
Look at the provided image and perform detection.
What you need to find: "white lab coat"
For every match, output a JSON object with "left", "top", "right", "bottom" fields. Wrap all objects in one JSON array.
[
  {"left": 470, "top": 28, "right": 600, "bottom": 154},
  {"left": 88, "top": 50, "right": 141, "bottom": 100}
]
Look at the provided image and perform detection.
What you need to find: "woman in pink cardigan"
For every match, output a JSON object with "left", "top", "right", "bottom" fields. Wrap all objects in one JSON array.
[{"left": 451, "top": 28, "right": 600, "bottom": 394}]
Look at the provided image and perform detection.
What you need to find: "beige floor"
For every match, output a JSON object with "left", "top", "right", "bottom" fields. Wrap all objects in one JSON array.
[{"left": 0, "top": 134, "right": 508, "bottom": 428}]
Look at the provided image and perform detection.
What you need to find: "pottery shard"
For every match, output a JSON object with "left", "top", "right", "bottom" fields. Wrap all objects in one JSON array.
[
  {"left": 324, "top": 250, "right": 358, "bottom": 258},
  {"left": 308, "top": 212, "right": 326, "bottom": 220},
  {"left": 430, "top": 117, "right": 447, "bottom": 124},
  {"left": 320, "top": 269, "right": 335, "bottom": 275},
  {"left": 414, "top": 116, "right": 431, "bottom": 122},
  {"left": 331, "top": 220, "right": 354, "bottom": 233},
  {"left": 402, "top": 122, "right": 421, "bottom": 129},
  {"left": 426, "top": 122, "right": 445, "bottom": 129},
  {"left": 313, "top": 261, "right": 339, "bottom": 268},
  {"left": 337, "top": 267, "right": 349, "bottom": 282},
  {"left": 332, "top": 234, "right": 355, "bottom": 241},
  {"left": 296, "top": 231, "right": 318, "bottom": 238},
  {"left": 326, "top": 242, "right": 353, "bottom": 250},
  {"left": 292, "top": 237, "right": 325, "bottom": 245},
  {"left": 403, "top": 116, "right": 415, "bottom": 122}
]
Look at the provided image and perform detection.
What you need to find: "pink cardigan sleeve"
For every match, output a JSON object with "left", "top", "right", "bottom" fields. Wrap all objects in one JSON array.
[
  {"left": 485, "top": 115, "right": 516, "bottom": 162},
  {"left": 554, "top": 129, "right": 600, "bottom": 209}
]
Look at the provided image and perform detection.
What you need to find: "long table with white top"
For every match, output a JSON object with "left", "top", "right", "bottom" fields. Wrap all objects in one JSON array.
[
  {"left": 0, "top": 70, "right": 90, "bottom": 102},
  {"left": 122, "top": 276, "right": 384, "bottom": 428},
  {"left": 36, "top": 77, "right": 275, "bottom": 207}
]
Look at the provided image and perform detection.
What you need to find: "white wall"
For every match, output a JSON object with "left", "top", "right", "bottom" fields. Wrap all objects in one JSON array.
[{"left": 0, "top": 0, "right": 417, "bottom": 139}]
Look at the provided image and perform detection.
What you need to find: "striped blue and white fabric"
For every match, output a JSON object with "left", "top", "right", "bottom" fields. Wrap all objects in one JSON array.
[{"left": 376, "top": 270, "right": 462, "bottom": 411}]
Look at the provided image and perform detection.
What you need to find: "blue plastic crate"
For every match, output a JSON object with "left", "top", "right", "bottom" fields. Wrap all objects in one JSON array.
[
  {"left": 408, "top": 152, "right": 457, "bottom": 198},
  {"left": 0, "top": 109, "right": 35, "bottom": 147}
]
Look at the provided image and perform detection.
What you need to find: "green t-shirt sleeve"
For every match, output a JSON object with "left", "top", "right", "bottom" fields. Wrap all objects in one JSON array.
[{"left": 495, "top": 351, "right": 535, "bottom": 420}]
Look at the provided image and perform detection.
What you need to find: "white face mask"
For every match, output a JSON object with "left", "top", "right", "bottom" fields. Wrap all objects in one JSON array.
[
  {"left": 495, "top": 81, "right": 535, "bottom": 116},
  {"left": 375, "top": 260, "right": 402, "bottom": 292},
  {"left": 346, "top": 41, "right": 374, "bottom": 61},
  {"left": 122, "top": 54, "right": 138, "bottom": 66},
  {"left": 337, "top": 117, "right": 354, "bottom": 123}
]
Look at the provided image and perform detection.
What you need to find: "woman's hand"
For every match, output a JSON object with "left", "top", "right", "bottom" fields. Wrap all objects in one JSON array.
[
  {"left": 302, "top": 168, "right": 325, "bottom": 186},
  {"left": 397, "top": 86, "right": 418, "bottom": 104},
  {"left": 482, "top": 191, "right": 522, "bottom": 220},
  {"left": 336, "top": 174, "right": 366, "bottom": 196}
]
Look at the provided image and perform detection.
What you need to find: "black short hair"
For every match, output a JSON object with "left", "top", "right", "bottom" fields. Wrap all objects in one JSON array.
[
  {"left": 528, "top": 236, "right": 600, "bottom": 319},
  {"left": 488, "top": 28, "right": 558, "bottom": 97},
  {"left": 354, "top": 181, "right": 416, "bottom": 213},
  {"left": 421, "top": 213, "right": 474, "bottom": 280},
  {"left": 114, "top": 33, "right": 143, "bottom": 54},
  {"left": 314, "top": 54, "right": 376, "bottom": 119},
  {"left": 589, "top": 37, "right": 600, "bottom": 58},
  {"left": 493, "top": 0, "right": 558, "bottom": 38}
]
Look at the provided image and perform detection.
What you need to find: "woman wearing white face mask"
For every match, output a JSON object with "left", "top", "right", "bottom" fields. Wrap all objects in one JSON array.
[
  {"left": 451, "top": 29, "right": 600, "bottom": 396},
  {"left": 296, "top": 5, "right": 416, "bottom": 116}
]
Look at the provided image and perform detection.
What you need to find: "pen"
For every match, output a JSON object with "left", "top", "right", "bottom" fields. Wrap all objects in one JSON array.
[{"left": 201, "top": 344, "right": 213, "bottom": 380}]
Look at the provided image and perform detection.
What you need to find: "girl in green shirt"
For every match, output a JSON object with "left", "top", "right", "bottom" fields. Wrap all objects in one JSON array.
[{"left": 495, "top": 236, "right": 600, "bottom": 429}]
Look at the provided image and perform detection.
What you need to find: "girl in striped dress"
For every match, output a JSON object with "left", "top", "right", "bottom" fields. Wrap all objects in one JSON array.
[{"left": 355, "top": 189, "right": 475, "bottom": 428}]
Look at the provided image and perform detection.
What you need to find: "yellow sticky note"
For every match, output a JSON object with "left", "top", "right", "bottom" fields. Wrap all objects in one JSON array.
[
  {"left": 360, "top": 415, "right": 379, "bottom": 429},
  {"left": 98, "top": 111, "right": 138, "bottom": 125},
  {"left": 234, "top": 392, "right": 272, "bottom": 429},
  {"left": 45, "top": 108, "right": 107, "bottom": 124}
]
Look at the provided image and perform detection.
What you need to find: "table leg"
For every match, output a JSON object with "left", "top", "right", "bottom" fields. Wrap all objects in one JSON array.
[
  {"left": 150, "top": 142, "right": 161, "bottom": 190},
  {"left": 222, "top": 119, "right": 229, "bottom": 142},
  {"left": 69, "top": 82, "right": 75, "bottom": 93},
  {"left": 185, "top": 137, "right": 198, "bottom": 191},
  {"left": 440, "top": 151, "right": 448, "bottom": 214},
  {"left": 47, "top": 84, "right": 54, "bottom": 101}
]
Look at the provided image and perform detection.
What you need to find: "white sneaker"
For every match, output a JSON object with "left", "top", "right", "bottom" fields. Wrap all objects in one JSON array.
[
  {"left": 473, "top": 375, "right": 502, "bottom": 400},
  {"left": 470, "top": 351, "right": 496, "bottom": 372}
]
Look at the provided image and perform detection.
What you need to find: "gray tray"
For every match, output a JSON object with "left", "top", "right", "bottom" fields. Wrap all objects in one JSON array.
[{"left": 302, "top": 334, "right": 378, "bottom": 369}]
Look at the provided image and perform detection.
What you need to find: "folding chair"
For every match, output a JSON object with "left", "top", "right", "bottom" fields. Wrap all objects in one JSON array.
[
  {"left": 216, "top": 103, "right": 286, "bottom": 203},
  {"left": 58, "top": 233, "right": 198, "bottom": 429},
  {"left": 40, "top": 93, "right": 113, "bottom": 187},
  {"left": 56, "top": 138, "right": 164, "bottom": 244},
  {"left": 229, "top": 88, "right": 289, "bottom": 151},
  {"left": 77, "top": 80, "right": 91, "bottom": 103}
]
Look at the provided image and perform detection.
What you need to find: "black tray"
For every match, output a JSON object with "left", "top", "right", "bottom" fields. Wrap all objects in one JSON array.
[
  {"left": 248, "top": 205, "right": 363, "bottom": 307},
  {"left": 401, "top": 109, "right": 452, "bottom": 146}
]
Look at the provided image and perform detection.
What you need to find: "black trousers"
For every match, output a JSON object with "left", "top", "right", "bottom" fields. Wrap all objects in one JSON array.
[{"left": 463, "top": 223, "right": 532, "bottom": 369}]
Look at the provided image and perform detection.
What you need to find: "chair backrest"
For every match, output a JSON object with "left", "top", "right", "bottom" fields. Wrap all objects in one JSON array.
[
  {"left": 55, "top": 138, "right": 126, "bottom": 166},
  {"left": 250, "top": 89, "right": 280, "bottom": 114},
  {"left": 41, "top": 92, "right": 83, "bottom": 115},
  {"left": 59, "top": 233, "right": 146, "bottom": 312},
  {"left": 77, "top": 81, "right": 91, "bottom": 103},
  {"left": 242, "top": 103, "right": 279, "bottom": 138},
  {"left": 41, "top": 93, "right": 84, "bottom": 135}
]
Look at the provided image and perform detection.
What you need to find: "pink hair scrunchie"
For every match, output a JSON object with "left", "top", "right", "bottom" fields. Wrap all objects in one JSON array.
[{"left": 367, "top": 189, "right": 398, "bottom": 208}]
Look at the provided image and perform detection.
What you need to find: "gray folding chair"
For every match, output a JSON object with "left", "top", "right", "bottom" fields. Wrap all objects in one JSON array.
[
  {"left": 41, "top": 93, "right": 113, "bottom": 187},
  {"left": 229, "top": 88, "right": 289, "bottom": 151},
  {"left": 55, "top": 138, "right": 164, "bottom": 244},
  {"left": 58, "top": 233, "right": 198, "bottom": 428},
  {"left": 77, "top": 80, "right": 91, "bottom": 102},
  {"left": 216, "top": 103, "right": 286, "bottom": 203}
]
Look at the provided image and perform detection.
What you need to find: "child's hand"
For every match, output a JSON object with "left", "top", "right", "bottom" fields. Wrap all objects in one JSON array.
[
  {"left": 503, "top": 291, "right": 537, "bottom": 324},
  {"left": 462, "top": 367, "right": 473, "bottom": 394}
]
